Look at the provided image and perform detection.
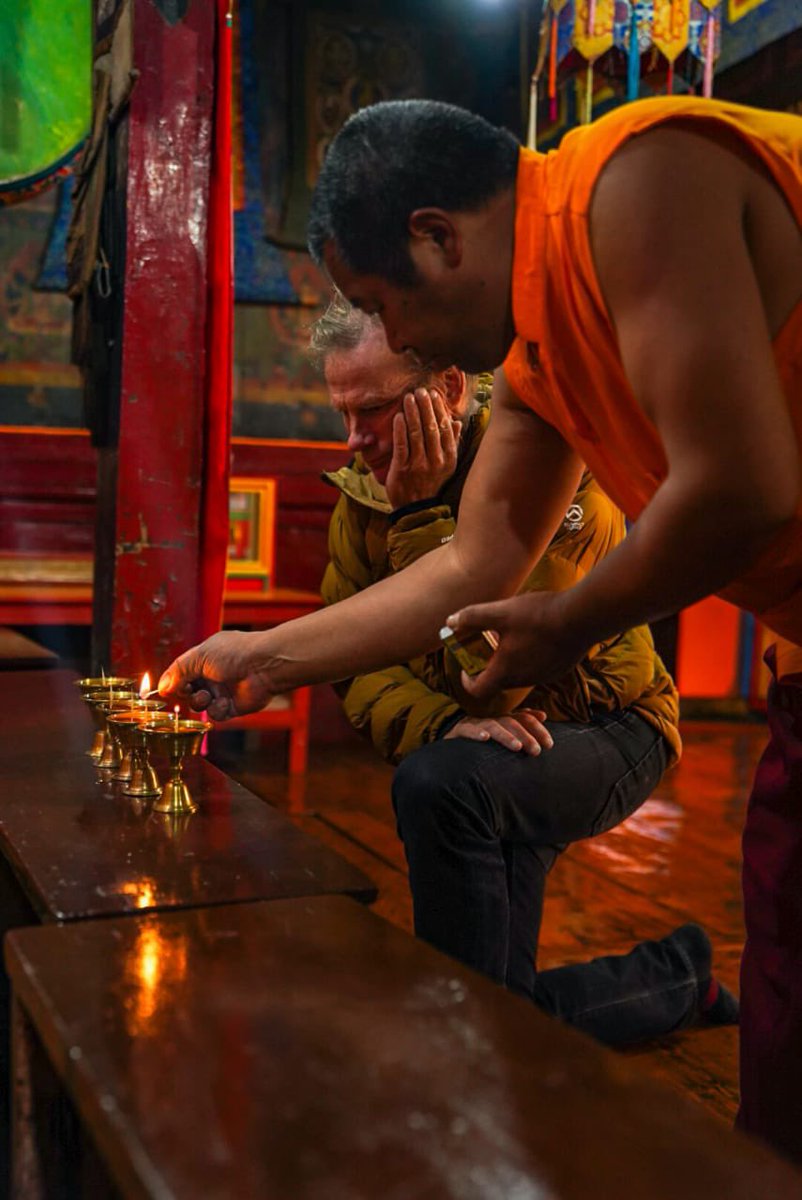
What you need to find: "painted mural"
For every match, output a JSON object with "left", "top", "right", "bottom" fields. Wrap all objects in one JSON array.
[
  {"left": 0, "top": 190, "right": 82, "bottom": 428},
  {"left": 3, "top": 0, "right": 800, "bottom": 440},
  {"left": 0, "top": 187, "right": 337, "bottom": 437}
]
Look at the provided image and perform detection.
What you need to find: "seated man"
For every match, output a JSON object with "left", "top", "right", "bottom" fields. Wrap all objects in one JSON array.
[{"left": 314, "top": 296, "right": 736, "bottom": 1047}]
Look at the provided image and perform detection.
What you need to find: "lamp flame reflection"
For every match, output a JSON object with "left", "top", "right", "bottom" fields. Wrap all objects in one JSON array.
[
  {"left": 125, "top": 918, "right": 188, "bottom": 1037},
  {"left": 118, "top": 879, "right": 157, "bottom": 910}
]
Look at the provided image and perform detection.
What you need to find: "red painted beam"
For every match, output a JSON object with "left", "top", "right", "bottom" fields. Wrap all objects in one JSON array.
[{"left": 102, "top": 0, "right": 216, "bottom": 675}]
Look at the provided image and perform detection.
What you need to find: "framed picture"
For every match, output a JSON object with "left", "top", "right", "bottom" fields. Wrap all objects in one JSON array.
[{"left": 227, "top": 476, "right": 277, "bottom": 585}]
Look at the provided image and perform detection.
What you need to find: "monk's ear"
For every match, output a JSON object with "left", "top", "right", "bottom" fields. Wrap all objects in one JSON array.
[{"left": 408, "top": 209, "right": 462, "bottom": 267}]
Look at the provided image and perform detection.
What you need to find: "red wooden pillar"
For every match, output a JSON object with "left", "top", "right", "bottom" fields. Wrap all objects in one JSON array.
[{"left": 93, "top": 0, "right": 215, "bottom": 677}]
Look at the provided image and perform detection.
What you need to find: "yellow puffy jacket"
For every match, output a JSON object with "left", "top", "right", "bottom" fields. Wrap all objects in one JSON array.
[{"left": 321, "top": 401, "right": 681, "bottom": 767}]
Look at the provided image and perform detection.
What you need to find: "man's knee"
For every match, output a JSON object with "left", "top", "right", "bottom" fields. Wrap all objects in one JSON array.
[
  {"left": 392, "top": 739, "right": 495, "bottom": 840},
  {"left": 392, "top": 743, "right": 452, "bottom": 826}
]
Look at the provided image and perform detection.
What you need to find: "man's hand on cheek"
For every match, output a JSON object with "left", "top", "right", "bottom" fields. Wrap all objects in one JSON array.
[{"left": 384, "top": 388, "right": 461, "bottom": 510}]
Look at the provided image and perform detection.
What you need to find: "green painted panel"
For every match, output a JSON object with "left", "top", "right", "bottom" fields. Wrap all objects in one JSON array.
[{"left": 0, "top": 0, "right": 91, "bottom": 186}]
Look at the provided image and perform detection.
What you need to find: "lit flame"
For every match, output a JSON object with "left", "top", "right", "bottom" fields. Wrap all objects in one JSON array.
[
  {"left": 174, "top": 704, "right": 181, "bottom": 730},
  {"left": 139, "top": 672, "right": 151, "bottom": 700}
]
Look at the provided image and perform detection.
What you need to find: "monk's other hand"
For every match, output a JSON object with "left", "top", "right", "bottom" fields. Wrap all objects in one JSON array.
[
  {"left": 446, "top": 591, "right": 588, "bottom": 704},
  {"left": 158, "top": 630, "right": 275, "bottom": 721}
]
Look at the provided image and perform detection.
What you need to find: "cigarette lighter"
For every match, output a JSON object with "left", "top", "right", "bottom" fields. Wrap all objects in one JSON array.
[{"left": 439, "top": 625, "right": 498, "bottom": 677}]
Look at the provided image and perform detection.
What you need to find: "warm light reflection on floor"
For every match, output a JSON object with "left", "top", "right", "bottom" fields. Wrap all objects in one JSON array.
[
  {"left": 211, "top": 717, "right": 770, "bottom": 1125},
  {"left": 584, "top": 798, "right": 685, "bottom": 874}
]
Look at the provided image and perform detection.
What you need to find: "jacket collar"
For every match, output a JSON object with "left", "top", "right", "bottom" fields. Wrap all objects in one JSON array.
[{"left": 321, "top": 461, "right": 392, "bottom": 512}]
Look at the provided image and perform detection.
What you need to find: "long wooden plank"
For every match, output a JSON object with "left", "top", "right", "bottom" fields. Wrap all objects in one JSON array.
[{"left": 7, "top": 896, "right": 801, "bottom": 1200}]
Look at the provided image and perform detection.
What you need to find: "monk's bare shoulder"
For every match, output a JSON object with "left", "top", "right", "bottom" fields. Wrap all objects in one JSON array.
[
  {"left": 584, "top": 122, "right": 798, "bottom": 531},
  {"left": 590, "top": 123, "right": 802, "bottom": 338},
  {"left": 589, "top": 126, "right": 746, "bottom": 325}
]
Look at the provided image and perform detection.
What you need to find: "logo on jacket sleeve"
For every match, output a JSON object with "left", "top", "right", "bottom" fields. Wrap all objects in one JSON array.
[{"left": 564, "top": 503, "right": 585, "bottom": 532}]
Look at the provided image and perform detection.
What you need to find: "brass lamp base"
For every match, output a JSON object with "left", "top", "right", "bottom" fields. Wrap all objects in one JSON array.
[
  {"left": 141, "top": 719, "right": 211, "bottom": 815},
  {"left": 116, "top": 749, "right": 135, "bottom": 783},
  {"left": 97, "top": 734, "right": 123, "bottom": 772},
  {"left": 123, "top": 752, "right": 161, "bottom": 798},
  {"left": 88, "top": 731, "right": 105, "bottom": 761},
  {"left": 152, "top": 777, "right": 197, "bottom": 815}
]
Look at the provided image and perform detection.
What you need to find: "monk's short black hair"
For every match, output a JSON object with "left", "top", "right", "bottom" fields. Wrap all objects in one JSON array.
[{"left": 308, "top": 100, "right": 519, "bottom": 286}]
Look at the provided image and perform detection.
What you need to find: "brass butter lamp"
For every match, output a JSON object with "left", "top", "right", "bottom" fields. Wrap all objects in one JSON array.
[
  {"left": 106, "top": 701, "right": 167, "bottom": 784},
  {"left": 113, "top": 711, "right": 175, "bottom": 798},
  {"left": 142, "top": 716, "right": 212, "bottom": 814},
  {"left": 74, "top": 677, "right": 136, "bottom": 759},
  {"left": 86, "top": 690, "right": 139, "bottom": 768}
]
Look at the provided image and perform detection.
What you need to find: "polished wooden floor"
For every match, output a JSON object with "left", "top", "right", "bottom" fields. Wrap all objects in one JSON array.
[{"left": 211, "top": 698, "right": 767, "bottom": 1131}]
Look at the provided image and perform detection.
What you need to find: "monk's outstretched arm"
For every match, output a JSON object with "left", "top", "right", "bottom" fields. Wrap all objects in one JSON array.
[{"left": 160, "top": 389, "right": 583, "bottom": 717}]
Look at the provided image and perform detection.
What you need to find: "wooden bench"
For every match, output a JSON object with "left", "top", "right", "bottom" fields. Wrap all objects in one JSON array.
[
  {"left": 0, "top": 629, "right": 57, "bottom": 670},
  {"left": 7, "top": 895, "right": 802, "bottom": 1200},
  {"left": 0, "top": 668, "right": 375, "bottom": 1188}
]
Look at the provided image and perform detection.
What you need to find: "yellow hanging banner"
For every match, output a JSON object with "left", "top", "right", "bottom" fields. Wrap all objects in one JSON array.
[
  {"left": 573, "top": 0, "right": 615, "bottom": 61},
  {"left": 653, "top": 0, "right": 691, "bottom": 64},
  {"left": 729, "top": 0, "right": 770, "bottom": 19}
]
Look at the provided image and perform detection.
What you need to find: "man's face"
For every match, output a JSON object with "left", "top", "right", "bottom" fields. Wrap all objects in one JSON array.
[
  {"left": 323, "top": 243, "right": 504, "bottom": 375},
  {"left": 325, "top": 329, "right": 428, "bottom": 484}
]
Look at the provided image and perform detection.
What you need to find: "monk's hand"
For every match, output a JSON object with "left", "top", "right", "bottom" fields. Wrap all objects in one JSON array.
[
  {"left": 158, "top": 630, "right": 276, "bottom": 721},
  {"left": 446, "top": 591, "right": 588, "bottom": 705},
  {"left": 384, "top": 388, "right": 461, "bottom": 510},
  {"left": 444, "top": 709, "right": 552, "bottom": 755}
]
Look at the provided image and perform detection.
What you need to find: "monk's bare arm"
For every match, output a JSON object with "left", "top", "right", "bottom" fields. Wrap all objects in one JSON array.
[
  {"left": 448, "top": 376, "right": 583, "bottom": 601},
  {"left": 162, "top": 384, "right": 582, "bottom": 710},
  {"left": 553, "top": 126, "right": 800, "bottom": 648}
]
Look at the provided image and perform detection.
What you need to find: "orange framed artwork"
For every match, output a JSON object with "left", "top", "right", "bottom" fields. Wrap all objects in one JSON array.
[{"left": 227, "top": 477, "right": 277, "bottom": 587}]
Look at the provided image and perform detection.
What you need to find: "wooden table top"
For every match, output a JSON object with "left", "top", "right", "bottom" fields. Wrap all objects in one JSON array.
[
  {"left": 7, "top": 895, "right": 802, "bottom": 1200},
  {"left": 0, "top": 670, "right": 374, "bottom": 921}
]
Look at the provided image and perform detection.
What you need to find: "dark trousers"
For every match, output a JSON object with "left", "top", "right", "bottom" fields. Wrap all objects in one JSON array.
[
  {"left": 393, "top": 709, "right": 702, "bottom": 1047},
  {"left": 738, "top": 652, "right": 802, "bottom": 1165}
]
